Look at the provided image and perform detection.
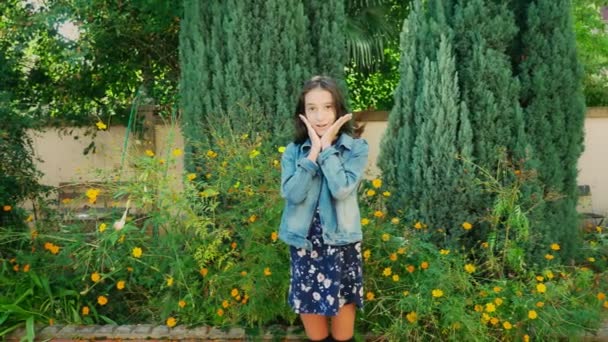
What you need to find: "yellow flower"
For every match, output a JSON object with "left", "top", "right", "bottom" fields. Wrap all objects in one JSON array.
[
  {"left": 271, "top": 231, "right": 278, "bottom": 242},
  {"left": 231, "top": 288, "right": 239, "bottom": 297},
  {"left": 523, "top": 334, "right": 530, "bottom": 342},
  {"left": 596, "top": 226, "right": 603, "bottom": 233},
  {"left": 23, "top": 264, "right": 30, "bottom": 272},
  {"left": 406, "top": 311, "right": 417, "bottom": 323},
  {"left": 96, "top": 121, "right": 107, "bottom": 130},
  {"left": 145, "top": 149, "right": 155, "bottom": 157},
  {"left": 247, "top": 214, "right": 257, "bottom": 223},
  {"left": 91, "top": 272, "right": 101, "bottom": 283},
  {"left": 374, "top": 210, "right": 384, "bottom": 218},
  {"left": 432, "top": 289, "right": 444, "bottom": 298},
  {"left": 98, "top": 223, "right": 107, "bottom": 233},
  {"left": 503, "top": 321, "right": 512, "bottom": 330},
  {"left": 264, "top": 267, "right": 272, "bottom": 276},
  {"left": 132, "top": 247, "right": 143, "bottom": 258},
  {"left": 366, "top": 189, "right": 376, "bottom": 196},
  {"left": 588, "top": 257, "right": 596, "bottom": 262},
  {"left": 127, "top": 267, "right": 133, "bottom": 272},
  {"left": 381, "top": 233, "right": 390, "bottom": 241},
  {"left": 361, "top": 218, "right": 370, "bottom": 226},
  {"left": 481, "top": 313, "right": 491, "bottom": 323},
  {"left": 392, "top": 274, "right": 400, "bottom": 282},
  {"left": 481, "top": 241, "right": 489, "bottom": 248},
  {"left": 49, "top": 244, "right": 60, "bottom": 254},
  {"left": 420, "top": 261, "right": 429, "bottom": 270},
  {"left": 403, "top": 291, "right": 409, "bottom": 296},
  {"left": 372, "top": 179, "right": 382, "bottom": 188},
  {"left": 464, "top": 264, "right": 476, "bottom": 274},
  {"left": 366, "top": 292, "right": 375, "bottom": 301},
  {"left": 391, "top": 217, "right": 399, "bottom": 224},
  {"left": 597, "top": 292, "right": 606, "bottom": 301},
  {"left": 178, "top": 300, "right": 186, "bottom": 308},
  {"left": 158, "top": 158, "right": 166, "bottom": 165},
  {"left": 474, "top": 304, "right": 483, "bottom": 312},
  {"left": 550, "top": 243, "right": 560, "bottom": 251},
  {"left": 85, "top": 188, "right": 100, "bottom": 204},
  {"left": 603, "top": 301, "right": 608, "bottom": 309},
  {"left": 397, "top": 247, "right": 406, "bottom": 254},
  {"left": 222, "top": 300, "right": 229, "bottom": 308},
  {"left": 116, "top": 280, "right": 126, "bottom": 290},
  {"left": 528, "top": 310, "right": 538, "bottom": 319},
  {"left": 485, "top": 303, "right": 496, "bottom": 313},
  {"left": 494, "top": 298, "right": 503, "bottom": 306},
  {"left": 536, "top": 301, "right": 544, "bottom": 308},
  {"left": 82, "top": 306, "right": 90, "bottom": 315},
  {"left": 536, "top": 275, "right": 544, "bottom": 282},
  {"left": 166, "top": 277, "right": 174, "bottom": 287},
  {"left": 241, "top": 271, "right": 247, "bottom": 276},
  {"left": 536, "top": 283, "right": 547, "bottom": 294},
  {"left": 546, "top": 271, "right": 555, "bottom": 279},
  {"left": 172, "top": 148, "right": 183, "bottom": 157},
  {"left": 278, "top": 146, "right": 286, "bottom": 153},
  {"left": 493, "top": 286, "right": 502, "bottom": 293},
  {"left": 382, "top": 267, "right": 392, "bottom": 276},
  {"left": 439, "top": 249, "right": 450, "bottom": 255},
  {"left": 187, "top": 173, "right": 197, "bottom": 181},
  {"left": 206, "top": 150, "right": 217, "bottom": 158},
  {"left": 490, "top": 317, "right": 499, "bottom": 325},
  {"left": 249, "top": 149, "right": 260, "bottom": 158},
  {"left": 414, "top": 221, "right": 423, "bottom": 229},
  {"left": 166, "top": 317, "right": 177, "bottom": 328},
  {"left": 383, "top": 191, "right": 391, "bottom": 197},
  {"left": 545, "top": 253, "right": 554, "bottom": 260},
  {"left": 118, "top": 234, "right": 125, "bottom": 243},
  {"left": 462, "top": 222, "right": 473, "bottom": 230},
  {"left": 363, "top": 249, "right": 371, "bottom": 261},
  {"left": 217, "top": 308, "right": 224, "bottom": 316},
  {"left": 97, "top": 295, "right": 108, "bottom": 306},
  {"left": 389, "top": 253, "right": 397, "bottom": 261}
]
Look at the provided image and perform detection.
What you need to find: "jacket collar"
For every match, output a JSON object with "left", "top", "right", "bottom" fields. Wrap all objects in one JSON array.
[{"left": 300, "top": 133, "right": 354, "bottom": 153}]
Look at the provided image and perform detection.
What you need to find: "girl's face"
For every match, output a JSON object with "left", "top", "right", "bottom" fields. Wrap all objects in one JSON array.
[{"left": 304, "top": 88, "right": 337, "bottom": 137}]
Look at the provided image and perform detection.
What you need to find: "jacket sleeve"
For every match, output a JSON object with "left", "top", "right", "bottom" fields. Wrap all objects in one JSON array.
[
  {"left": 318, "top": 139, "right": 369, "bottom": 200},
  {"left": 280, "top": 143, "right": 318, "bottom": 204}
]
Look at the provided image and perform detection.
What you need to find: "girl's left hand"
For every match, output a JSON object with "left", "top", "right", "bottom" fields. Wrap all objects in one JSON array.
[{"left": 321, "top": 113, "right": 352, "bottom": 150}]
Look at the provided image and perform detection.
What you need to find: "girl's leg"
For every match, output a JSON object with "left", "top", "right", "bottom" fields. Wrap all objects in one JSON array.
[
  {"left": 300, "top": 313, "right": 330, "bottom": 341},
  {"left": 330, "top": 303, "right": 356, "bottom": 341}
]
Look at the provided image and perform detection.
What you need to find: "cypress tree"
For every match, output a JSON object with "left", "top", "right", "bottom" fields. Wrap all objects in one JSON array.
[
  {"left": 379, "top": 0, "right": 473, "bottom": 241},
  {"left": 451, "top": 0, "right": 527, "bottom": 243},
  {"left": 517, "top": 0, "right": 586, "bottom": 259},
  {"left": 179, "top": 0, "right": 317, "bottom": 156}
]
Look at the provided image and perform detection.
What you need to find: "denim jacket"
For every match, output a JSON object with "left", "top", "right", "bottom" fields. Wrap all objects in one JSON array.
[{"left": 278, "top": 133, "right": 369, "bottom": 250}]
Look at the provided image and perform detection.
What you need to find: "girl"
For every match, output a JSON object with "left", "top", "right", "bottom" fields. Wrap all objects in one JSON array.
[{"left": 279, "top": 76, "right": 369, "bottom": 342}]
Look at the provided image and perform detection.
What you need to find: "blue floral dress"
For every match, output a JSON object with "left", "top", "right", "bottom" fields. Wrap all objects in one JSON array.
[{"left": 288, "top": 209, "right": 364, "bottom": 316}]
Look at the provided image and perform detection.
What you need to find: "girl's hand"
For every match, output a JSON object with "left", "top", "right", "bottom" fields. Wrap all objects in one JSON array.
[
  {"left": 320, "top": 113, "right": 352, "bottom": 150},
  {"left": 299, "top": 115, "right": 321, "bottom": 161}
]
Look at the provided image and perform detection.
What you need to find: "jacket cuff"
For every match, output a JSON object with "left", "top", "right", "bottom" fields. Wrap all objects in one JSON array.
[
  {"left": 318, "top": 146, "right": 339, "bottom": 164},
  {"left": 297, "top": 157, "right": 319, "bottom": 175}
]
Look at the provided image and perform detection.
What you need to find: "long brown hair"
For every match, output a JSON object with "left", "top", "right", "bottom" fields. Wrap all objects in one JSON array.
[{"left": 293, "top": 76, "right": 355, "bottom": 144}]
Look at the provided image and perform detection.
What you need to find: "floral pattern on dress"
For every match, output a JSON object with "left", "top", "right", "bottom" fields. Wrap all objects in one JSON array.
[{"left": 288, "top": 210, "right": 363, "bottom": 316}]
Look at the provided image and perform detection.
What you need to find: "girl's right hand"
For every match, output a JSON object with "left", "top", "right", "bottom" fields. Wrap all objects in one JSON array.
[{"left": 299, "top": 114, "right": 321, "bottom": 161}]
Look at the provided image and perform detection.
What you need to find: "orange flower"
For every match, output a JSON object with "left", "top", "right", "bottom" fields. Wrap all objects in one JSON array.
[
  {"left": 406, "top": 265, "right": 415, "bottom": 273},
  {"left": 217, "top": 308, "right": 224, "bottom": 316},
  {"left": 389, "top": 253, "right": 397, "bottom": 261},
  {"left": 271, "top": 231, "right": 278, "bottom": 242},
  {"left": 200, "top": 268, "right": 208, "bottom": 277},
  {"left": 178, "top": 300, "right": 187, "bottom": 308},
  {"left": 264, "top": 267, "right": 272, "bottom": 276},
  {"left": 231, "top": 241, "right": 237, "bottom": 249},
  {"left": 248, "top": 215, "right": 257, "bottom": 223},
  {"left": 82, "top": 306, "right": 90, "bottom": 315},
  {"left": 597, "top": 292, "right": 606, "bottom": 301},
  {"left": 414, "top": 222, "right": 423, "bottom": 229},
  {"left": 2, "top": 205, "right": 12, "bottom": 212},
  {"left": 374, "top": 210, "right": 384, "bottom": 218},
  {"left": 366, "top": 292, "right": 375, "bottom": 301},
  {"left": 91, "top": 272, "right": 101, "bottom": 283},
  {"left": 222, "top": 300, "right": 229, "bottom": 308},
  {"left": 166, "top": 317, "right": 177, "bottom": 328},
  {"left": 97, "top": 295, "right": 108, "bottom": 306},
  {"left": 420, "top": 261, "right": 429, "bottom": 270},
  {"left": 23, "top": 264, "right": 30, "bottom": 272},
  {"left": 116, "top": 280, "right": 126, "bottom": 290}
]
